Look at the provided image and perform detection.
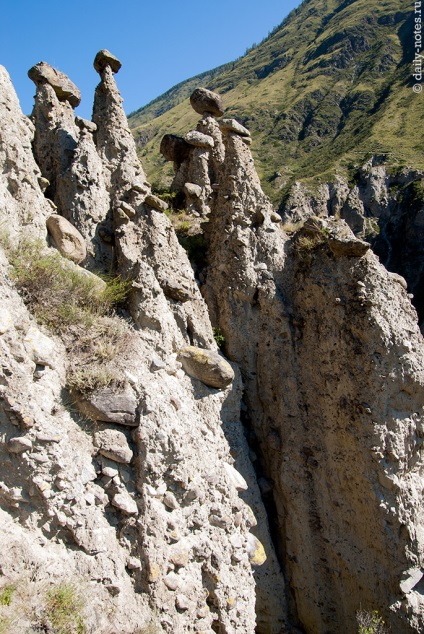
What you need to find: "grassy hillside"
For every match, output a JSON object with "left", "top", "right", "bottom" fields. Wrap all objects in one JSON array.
[{"left": 129, "top": 0, "right": 423, "bottom": 207}]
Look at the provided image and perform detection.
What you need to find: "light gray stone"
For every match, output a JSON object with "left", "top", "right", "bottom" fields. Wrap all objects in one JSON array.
[
  {"left": 144, "top": 193, "right": 168, "bottom": 212},
  {"left": 112, "top": 491, "right": 138, "bottom": 515},
  {"left": 76, "top": 384, "right": 137, "bottom": 426},
  {"left": 177, "top": 346, "right": 234, "bottom": 389},
  {"left": 218, "top": 119, "right": 251, "bottom": 137},
  {"left": 7, "top": 436, "right": 33, "bottom": 453},
  {"left": 94, "top": 429, "right": 133, "bottom": 464},
  {"left": 184, "top": 130, "right": 214, "bottom": 149},
  {"left": 28, "top": 62, "right": 81, "bottom": 107},
  {"left": 46, "top": 214, "right": 87, "bottom": 263},
  {"left": 24, "top": 326, "right": 55, "bottom": 366}
]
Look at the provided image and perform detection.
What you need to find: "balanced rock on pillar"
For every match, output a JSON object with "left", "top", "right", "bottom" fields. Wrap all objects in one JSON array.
[
  {"left": 93, "top": 49, "right": 122, "bottom": 74},
  {"left": 28, "top": 62, "right": 81, "bottom": 107},
  {"left": 190, "top": 87, "right": 224, "bottom": 117}
]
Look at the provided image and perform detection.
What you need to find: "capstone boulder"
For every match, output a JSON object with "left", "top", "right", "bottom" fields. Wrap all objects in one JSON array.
[
  {"left": 28, "top": 62, "right": 81, "bottom": 107},
  {"left": 190, "top": 87, "right": 224, "bottom": 117}
]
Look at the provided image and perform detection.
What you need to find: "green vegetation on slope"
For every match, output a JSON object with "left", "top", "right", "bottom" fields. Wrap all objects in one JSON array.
[{"left": 129, "top": 0, "right": 423, "bottom": 207}]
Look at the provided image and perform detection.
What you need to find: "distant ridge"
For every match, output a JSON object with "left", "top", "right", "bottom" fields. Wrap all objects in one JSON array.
[{"left": 129, "top": 0, "right": 422, "bottom": 206}]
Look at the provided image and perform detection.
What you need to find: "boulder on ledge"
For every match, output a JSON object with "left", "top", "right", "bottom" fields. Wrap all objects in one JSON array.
[
  {"left": 177, "top": 346, "right": 234, "bottom": 389},
  {"left": 46, "top": 214, "right": 87, "bottom": 263}
]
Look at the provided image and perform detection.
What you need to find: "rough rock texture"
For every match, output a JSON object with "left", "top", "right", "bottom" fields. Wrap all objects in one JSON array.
[
  {"left": 0, "top": 66, "right": 50, "bottom": 242},
  {"left": 161, "top": 114, "right": 225, "bottom": 217},
  {"left": 197, "top": 110, "right": 424, "bottom": 633},
  {"left": 281, "top": 160, "right": 424, "bottom": 328},
  {"left": 29, "top": 65, "right": 113, "bottom": 271},
  {"left": 160, "top": 92, "right": 424, "bottom": 629},
  {"left": 0, "top": 58, "right": 284, "bottom": 634},
  {"left": 28, "top": 61, "right": 82, "bottom": 107},
  {"left": 4, "top": 53, "right": 424, "bottom": 634}
]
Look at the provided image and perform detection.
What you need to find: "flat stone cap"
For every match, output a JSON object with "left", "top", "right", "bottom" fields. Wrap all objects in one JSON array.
[
  {"left": 190, "top": 88, "right": 224, "bottom": 117},
  {"left": 28, "top": 62, "right": 81, "bottom": 107},
  {"left": 94, "top": 49, "right": 122, "bottom": 74}
]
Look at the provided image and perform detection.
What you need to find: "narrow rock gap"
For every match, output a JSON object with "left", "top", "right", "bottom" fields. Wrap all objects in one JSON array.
[{"left": 239, "top": 399, "right": 302, "bottom": 634}]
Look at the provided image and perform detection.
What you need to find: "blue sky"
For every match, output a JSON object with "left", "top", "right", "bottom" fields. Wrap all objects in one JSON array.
[{"left": 0, "top": 0, "right": 299, "bottom": 119}]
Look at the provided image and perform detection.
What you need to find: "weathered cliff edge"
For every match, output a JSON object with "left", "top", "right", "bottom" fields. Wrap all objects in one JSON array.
[
  {"left": 162, "top": 96, "right": 424, "bottom": 632},
  {"left": 0, "top": 58, "right": 284, "bottom": 633},
  {"left": 0, "top": 52, "right": 424, "bottom": 634},
  {"left": 280, "top": 163, "right": 424, "bottom": 330}
]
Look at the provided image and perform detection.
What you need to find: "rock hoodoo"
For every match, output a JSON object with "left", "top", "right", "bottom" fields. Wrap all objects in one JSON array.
[
  {"left": 1, "top": 49, "right": 424, "bottom": 634},
  {"left": 162, "top": 86, "right": 424, "bottom": 633},
  {"left": 0, "top": 56, "right": 282, "bottom": 634}
]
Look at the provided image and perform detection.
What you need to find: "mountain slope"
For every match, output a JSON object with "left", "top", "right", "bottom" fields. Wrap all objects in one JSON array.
[{"left": 128, "top": 0, "right": 423, "bottom": 206}]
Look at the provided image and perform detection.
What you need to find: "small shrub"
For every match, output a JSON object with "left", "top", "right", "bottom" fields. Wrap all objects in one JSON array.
[
  {"left": 2, "top": 237, "right": 132, "bottom": 397},
  {"left": 42, "top": 583, "right": 86, "bottom": 634},
  {"left": 67, "top": 366, "right": 124, "bottom": 396},
  {"left": 0, "top": 585, "right": 15, "bottom": 607},
  {"left": 213, "top": 327, "right": 225, "bottom": 350},
  {"left": 294, "top": 233, "right": 325, "bottom": 252},
  {"left": 357, "top": 609, "right": 388, "bottom": 634}
]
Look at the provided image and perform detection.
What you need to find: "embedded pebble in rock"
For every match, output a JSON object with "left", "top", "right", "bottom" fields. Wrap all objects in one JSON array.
[
  {"left": 163, "top": 491, "right": 179, "bottom": 510},
  {"left": 112, "top": 491, "right": 138, "bottom": 515},
  {"left": 223, "top": 462, "right": 248, "bottom": 491},
  {"left": 190, "top": 87, "right": 224, "bottom": 117},
  {"left": 24, "top": 326, "right": 56, "bottom": 366},
  {"left": 0, "top": 308, "right": 13, "bottom": 335},
  {"left": 46, "top": 214, "right": 87, "bottom": 263},
  {"left": 75, "top": 384, "right": 137, "bottom": 426},
  {"left": 127, "top": 557, "right": 142, "bottom": 570},
  {"left": 144, "top": 193, "right": 169, "bottom": 212},
  {"left": 75, "top": 116, "right": 97, "bottom": 133},
  {"left": 164, "top": 572, "right": 180, "bottom": 591},
  {"left": 184, "top": 182, "right": 203, "bottom": 198},
  {"left": 94, "top": 429, "right": 133, "bottom": 464},
  {"left": 176, "top": 594, "right": 190, "bottom": 611},
  {"left": 328, "top": 234, "right": 370, "bottom": 257},
  {"left": 28, "top": 61, "right": 81, "bottom": 107},
  {"left": 184, "top": 130, "right": 215, "bottom": 149},
  {"left": 177, "top": 346, "right": 234, "bottom": 389},
  {"left": 246, "top": 534, "right": 267, "bottom": 566},
  {"left": 400, "top": 568, "right": 424, "bottom": 594},
  {"left": 7, "top": 437, "right": 33, "bottom": 453}
]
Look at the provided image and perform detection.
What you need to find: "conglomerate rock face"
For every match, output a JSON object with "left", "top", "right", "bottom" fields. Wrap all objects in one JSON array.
[
  {"left": 0, "top": 56, "right": 280, "bottom": 634},
  {"left": 161, "top": 89, "right": 424, "bottom": 633},
  {"left": 2, "top": 50, "right": 424, "bottom": 634}
]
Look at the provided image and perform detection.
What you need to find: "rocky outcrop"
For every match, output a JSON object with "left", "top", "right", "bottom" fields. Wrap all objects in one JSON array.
[
  {"left": 0, "top": 55, "right": 284, "bottom": 634},
  {"left": 161, "top": 90, "right": 424, "bottom": 632},
  {"left": 0, "top": 66, "right": 50, "bottom": 242},
  {"left": 281, "top": 159, "right": 424, "bottom": 328},
  {"left": 3, "top": 47, "right": 424, "bottom": 634},
  {"left": 160, "top": 88, "right": 226, "bottom": 217}
]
